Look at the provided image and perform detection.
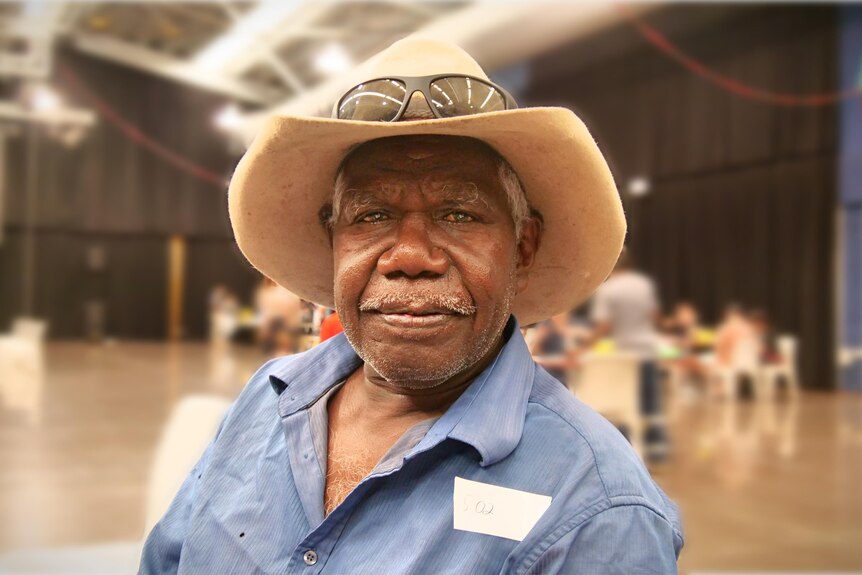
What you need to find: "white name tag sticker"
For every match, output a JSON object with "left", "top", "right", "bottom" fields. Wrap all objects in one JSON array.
[{"left": 453, "top": 477, "right": 552, "bottom": 542}]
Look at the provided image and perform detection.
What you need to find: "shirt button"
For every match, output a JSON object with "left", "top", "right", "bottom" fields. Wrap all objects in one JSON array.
[{"left": 303, "top": 549, "right": 318, "bottom": 566}]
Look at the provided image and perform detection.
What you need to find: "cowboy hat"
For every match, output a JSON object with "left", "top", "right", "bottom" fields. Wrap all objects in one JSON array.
[{"left": 228, "top": 37, "right": 625, "bottom": 326}]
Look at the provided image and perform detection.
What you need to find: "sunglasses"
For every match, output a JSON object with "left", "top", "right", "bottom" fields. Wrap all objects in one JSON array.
[{"left": 332, "top": 74, "right": 519, "bottom": 122}]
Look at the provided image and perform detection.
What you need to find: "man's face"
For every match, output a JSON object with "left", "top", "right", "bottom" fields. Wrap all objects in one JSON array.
[{"left": 330, "top": 135, "right": 537, "bottom": 388}]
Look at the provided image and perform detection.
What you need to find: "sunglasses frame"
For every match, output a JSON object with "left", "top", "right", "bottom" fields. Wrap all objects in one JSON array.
[{"left": 332, "top": 73, "right": 519, "bottom": 122}]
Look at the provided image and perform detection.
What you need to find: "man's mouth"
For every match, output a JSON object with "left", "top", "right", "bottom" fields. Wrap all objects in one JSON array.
[
  {"left": 369, "top": 308, "right": 459, "bottom": 329},
  {"left": 372, "top": 304, "right": 457, "bottom": 316},
  {"left": 359, "top": 298, "right": 474, "bottom": 329},
  {"left": 359, "top": 293, "right": 477, "bottom": 319}
]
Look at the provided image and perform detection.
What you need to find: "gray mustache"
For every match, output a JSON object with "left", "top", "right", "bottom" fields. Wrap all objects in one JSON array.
[{"left": 359, "top": 292, "right": 477, "bottom": 316}]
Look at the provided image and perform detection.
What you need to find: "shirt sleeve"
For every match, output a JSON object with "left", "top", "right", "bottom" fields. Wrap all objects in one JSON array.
[
  {"left": 515, "top": 504, "right": 683, "bottom": 575},
  {"left": 137, "top": 431, "right": 221, "bottom": 574}
]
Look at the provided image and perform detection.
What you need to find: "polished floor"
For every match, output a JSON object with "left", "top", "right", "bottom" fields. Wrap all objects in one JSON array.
[{"left": 1, "top": 342, "right": 861, "bottom": 573}]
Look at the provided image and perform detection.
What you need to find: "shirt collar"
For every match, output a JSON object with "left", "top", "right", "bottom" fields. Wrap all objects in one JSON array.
[
  {"left": 269, "top": 332, "right": 362, "bottom": 417},
  {"left": 426, "top": 317, "right": 535, "bottom": 466},
  {"left": 266, "top": 316, "right": 535, "bottom": 467}
]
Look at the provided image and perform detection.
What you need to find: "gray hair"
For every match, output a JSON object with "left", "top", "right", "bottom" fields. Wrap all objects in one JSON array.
[{"left": 325, "top": 153, "right": 533, "bottom": 239}]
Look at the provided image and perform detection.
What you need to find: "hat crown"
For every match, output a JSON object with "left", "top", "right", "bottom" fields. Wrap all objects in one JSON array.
[{"left": 366, "top": 37, "right": 490, "bottom": 80}]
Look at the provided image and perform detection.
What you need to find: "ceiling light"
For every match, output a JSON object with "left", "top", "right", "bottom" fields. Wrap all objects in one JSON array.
[
  {"left": 214, "top": 103, "right": 243, "bottom": 131},
  {"left": 314, "top": 43, "right": 352, "bottom": 76},
  {"left": 627, "top": 176, "right": 651, "bottom": 198},
  {"left": 31, "top": 85, "right": 61, "bottom": 113}
]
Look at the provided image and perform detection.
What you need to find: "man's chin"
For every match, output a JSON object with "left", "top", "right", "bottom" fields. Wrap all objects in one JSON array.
[
  {"left": 368, "top": 359, "right": 472, "bottom": 389},
  {"left": 358, "top": 342, "right": 475, "bottom": 385}
]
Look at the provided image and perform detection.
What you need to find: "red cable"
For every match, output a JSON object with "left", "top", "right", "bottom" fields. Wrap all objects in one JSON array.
[
  {"left": 616, "top": 4, "right": 862, "bottom": 107},
  {"left": 58, "top": 65, "right": 229, "bottom": 188}
]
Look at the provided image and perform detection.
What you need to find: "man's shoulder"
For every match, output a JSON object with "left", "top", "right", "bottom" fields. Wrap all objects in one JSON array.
[{"left": 522, "top": 371, "right": 676, "bottom": 519}]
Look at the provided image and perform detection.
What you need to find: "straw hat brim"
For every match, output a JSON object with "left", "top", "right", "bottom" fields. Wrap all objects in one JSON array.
[{"left": 228, "top": 107, "right": 625, "bottom": 326}]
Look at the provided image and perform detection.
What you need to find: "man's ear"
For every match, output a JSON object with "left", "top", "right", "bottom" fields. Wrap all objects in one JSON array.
[{"left": 515, "top": 215, "right": 543, "bottom": 295}]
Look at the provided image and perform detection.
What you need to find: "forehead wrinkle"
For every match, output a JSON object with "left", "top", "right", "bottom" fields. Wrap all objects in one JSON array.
[
  {"left": 339, "top": 181, "right": 493, "bottom": 210},
  {"left": 331, "top": 170, "right": 507, "bottom": 225}
]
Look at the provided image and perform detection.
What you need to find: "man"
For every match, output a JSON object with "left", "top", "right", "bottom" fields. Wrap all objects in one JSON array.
[
  {"left": 590, "top": 250, "right": 668, "bottom": 460},
  {"left": 140, "top": 38, "right": 682, "bottom": 574}
]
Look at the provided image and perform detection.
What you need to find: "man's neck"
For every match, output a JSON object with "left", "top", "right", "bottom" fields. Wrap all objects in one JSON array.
[{"left": 323, "top": 328, "right": 507, "bottom": 516}]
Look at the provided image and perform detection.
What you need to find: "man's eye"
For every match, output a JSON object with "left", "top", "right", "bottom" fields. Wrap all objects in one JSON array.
[
  {"left": 358, "top": 211, "right": 390, "bottom": 223},
  {"left": 442, "top": 211, "right": 476, "bottom": 223}
]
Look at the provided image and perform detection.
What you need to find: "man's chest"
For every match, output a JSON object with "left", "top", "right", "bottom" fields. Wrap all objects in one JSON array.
[
  {"left": 184, "top": 437, "right": 524, "bottom": 575},
  {"left": 324, "top": 432, "right": 387, "bottom": 516}
]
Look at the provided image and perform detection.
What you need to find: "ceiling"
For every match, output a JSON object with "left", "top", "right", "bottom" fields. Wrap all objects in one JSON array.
[
  {"left": 0, "top": 1, "right": 468, "bottom": 106},
  {"left": 0, "top": 1, "right": 659, "bottom": 139}
]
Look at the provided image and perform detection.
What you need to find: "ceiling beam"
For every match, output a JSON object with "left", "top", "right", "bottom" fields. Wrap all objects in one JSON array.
[
  {"left": 217, "top": 2, "right": 305, "bottom": 94},
  {"left": 70, "top": 33, "right": 277, "bottom": 105},
  {"left": 0, "top": 101, "right": 96, "bottom": 126},
  {"left": 209, "top": 2, "right": 335, "bottom": 78}
]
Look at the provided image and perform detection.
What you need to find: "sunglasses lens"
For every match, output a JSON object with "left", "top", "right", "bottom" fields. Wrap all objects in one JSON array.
[
  {"left": 336, "top": 79, "right": 407, "bottom": 121},
  {"left": 429, "top": 77, "right": 506, "bottom": 118}
]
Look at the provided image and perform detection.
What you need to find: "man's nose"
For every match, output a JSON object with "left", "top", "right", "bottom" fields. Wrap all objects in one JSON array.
[{"left": 377, "top": 214, "right": 449, "bottom": 279}]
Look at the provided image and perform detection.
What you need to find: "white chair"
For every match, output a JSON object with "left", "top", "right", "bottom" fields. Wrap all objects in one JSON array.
[
  {"left": 713, "top": 335, "right": 762, "bottom": 400},
  {"left": 11, "top": 318, "right": 48, "bottom": 342},
  {"left": 0, "top": 317, "right": 48, "bottom": 424},
  {"left": 759, "top": 334, "right": 801, "bottom": 399},
  {"left": 0, "top": 394, "right": 232, "bottom": 575},
  {"left": 571, "top": 353, "right": 644, "bottom": 458},
  {"left": 144, "top": 395, "right": 232, "bottom": 533}
]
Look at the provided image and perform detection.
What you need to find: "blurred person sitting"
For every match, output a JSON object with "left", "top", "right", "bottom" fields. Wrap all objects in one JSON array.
[
  {"left": 661, "top": 301, "right": 710, "bottom": 389},
  {"left": 713, "top": 304, "right": 762, "bottom": 398},
  {"left": 208, "top": 285, "right": 239, "bottom": 343},
  {"left": 528, "top": 312, "right": 572, "bottom": 385},
  {"left": 663, "top": 301, "right": 701, "bottom": 350},
  {"left": 208, "top": 286, "right": 239, "bottom": 355},
  {"left": 748, "top": 309, "right": 781, "bottom": 365},
  {"left": 255, "top": 277, "right": 302, "bottom": 355},
  {"left": 590, "top": 248, "right": 668, "bottom": 460},
  {"left": 715, "top": 304, "right": 759, "bottom": 366}
]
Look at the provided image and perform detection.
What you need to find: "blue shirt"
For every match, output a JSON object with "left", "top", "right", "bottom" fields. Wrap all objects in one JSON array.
[{"left": 139, "top": 319, "right": 683, "bottom": 574}]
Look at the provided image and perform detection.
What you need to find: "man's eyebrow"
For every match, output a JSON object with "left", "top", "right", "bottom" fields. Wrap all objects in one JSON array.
[
  {"left": 437, "top": 183, "right": 491, "bottom": 209},
  {"left": 335, "top": 188, "right": 393, "bottom": 215},
  {"left": 333, "top": 182, "right": 493, "bottom": 219}
]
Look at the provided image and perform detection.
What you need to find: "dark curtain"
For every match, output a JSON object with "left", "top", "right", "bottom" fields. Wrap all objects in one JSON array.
[
  {"left": 0, "top": 229, "right": 167, "bottom": 338},
  {"left": 3, "top": 50, "right": 239, "bottom": 237},
  {"left": 526, "top": 5, "right": 837, "bottom": 389},
  {"left": 0, "top": 48, "right": 253, "bottom": 339}
]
